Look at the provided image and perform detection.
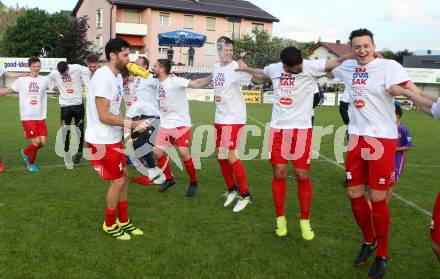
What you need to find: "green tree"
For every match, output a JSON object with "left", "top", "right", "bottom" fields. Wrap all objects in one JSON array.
[
  {"left": 0, "top": 9, "right": 70, "bottom": 57},
  {"left": 0, "top": 4, "right": 26, "bottom": 43},
  {"left": 234, "top": 29, "right": 314, "bottom": 69},
  {"left": 380, "top": 48, "right": 395, "bottom": 59},
  {"left": 233, "top": 29, "right": 284, "bottom": 69},
  {"left": 52, "top": 16, "right": 94, "bottom": 64}
]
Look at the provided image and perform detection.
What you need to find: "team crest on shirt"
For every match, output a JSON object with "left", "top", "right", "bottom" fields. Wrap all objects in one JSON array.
[
  {"left": 352, "top": 68, "right": 369, "bottom": 85},
  {"left": 214, "top": 72, "right": 225, "bottom": 87}
]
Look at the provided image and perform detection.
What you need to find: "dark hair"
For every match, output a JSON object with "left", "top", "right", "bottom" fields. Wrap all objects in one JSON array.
[
  {"left": 28, "top": 57, "right": 40, "bottom": 66},
  {"left": 137, "top": 56, "right": 149, "bottom": 68},
  {"left": 280, "top": 47, "right": 303, "bottom": 67},
  {"left": 120, "top": 68, "right": 130, "bottom": 79},
  {"left": 395, "top": 102, "right": 403, "bottom": 117},
  {"left": 86, "top": 53, "right": 100, "bottom": 63},
  {"left": 349, "top": 28, "right": 374, "bottom": 44},
  {"left": 57, "top": 61, "right": 68, "bottom": 74},
  {"left": 157, "top": 59, "right": 171, "bottom": 74},
  {"left": 105, "top": 38, "right": 130, "bottom": 61}
]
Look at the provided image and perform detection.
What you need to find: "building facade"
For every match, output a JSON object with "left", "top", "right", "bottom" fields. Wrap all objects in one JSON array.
[{"left": 72, "top": 0, "right": 278, "bottom": 66}]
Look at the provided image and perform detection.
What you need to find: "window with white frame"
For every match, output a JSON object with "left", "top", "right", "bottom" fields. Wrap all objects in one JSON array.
[
  {"left": 96, "top": 9, "right": 103, "bottom": 28},
  {"left": 160, "top": 12, "right": 171, "bottom": 27},
  {"left": 206, "top": 17, "right": 216, "bottom": 31},
  {"left": 123, "top": 10, "right": 141, "bottom": 24},
  {"left": 205, "top": 42, "right": 216, "bottom": 56},
  {"left": 183, "top": 15, "right": 194, "bottom": 29}
]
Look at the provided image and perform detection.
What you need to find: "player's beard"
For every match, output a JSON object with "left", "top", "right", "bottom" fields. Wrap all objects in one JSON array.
[{"left": 115, "top": 59, "right": 126, "bottom": 72}]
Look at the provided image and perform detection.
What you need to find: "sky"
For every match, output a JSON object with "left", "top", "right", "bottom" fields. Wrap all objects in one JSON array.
[{"left": 3, "top": 0, "right": 440, "bottom": 52}]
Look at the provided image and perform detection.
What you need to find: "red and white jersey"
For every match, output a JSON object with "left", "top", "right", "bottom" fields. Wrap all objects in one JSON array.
[
  {"left": 11, "top": 76, "right": 50, "bottom": 120},
  {"left": 212, "top": 61, "right": 252, "bottom": 124},
  {"left": 332, "top": 59, "right": 410, "bottom": 139},
  {"left": 47, "top": 64, "right": 90, "bottom": 107},
  {"left": 264, "top": 60, "right": 326, "bottom": 129},
  {"left": 432, "top": 97, "right": 440, "bottom": 120},
  {"left": 157, "top": 76, "right": 190, "bottom": 129},
  {"left": 123, "top": 76, "right": 159, "bottom": 118},
  {"left": 85, "top": 66, "right": 124, "bottom": 144}
]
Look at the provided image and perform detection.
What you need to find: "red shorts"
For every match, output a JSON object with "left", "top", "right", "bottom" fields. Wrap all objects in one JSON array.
[
  {"left": 87, "top": 142, "right": 126, "bottom": 181},
  {"left": 156, "top": 126, "right": 191, "bottom": 149},
  {"left": 346, "top": 135, "right": 397, "bottom": 190},
  {"left": 431, "top": 193, "right": 440, "bottom": 244},
  {"left": 269, "top": 128, "right": 313, "bottom": 169},
  {"left": 21, "top": 120, "right": 48, "bottom": 139},
  {"left": 215, "top": 124, "right": 244, "bottom": 150}
]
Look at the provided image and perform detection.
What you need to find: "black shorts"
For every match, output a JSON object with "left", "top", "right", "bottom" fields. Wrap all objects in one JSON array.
[
  {"left": 60, "top": 104, "right": 85, "bottom": 125},
  {"left": 131, "top": 115, "right": 160, "bottom": 147}
]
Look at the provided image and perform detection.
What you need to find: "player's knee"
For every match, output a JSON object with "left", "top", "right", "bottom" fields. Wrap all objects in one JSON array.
[
  {"left": 295, "top": 172, "right": 309, "bottom": 181},
  {"left": 369, "top": 190, "right": 387, "bottom": 203},
  {"left": 347, "top": 187, "right": 364, "bottom": 199},
  {"left": 273, "top": 168, "right": 287, "bottom": 179}
]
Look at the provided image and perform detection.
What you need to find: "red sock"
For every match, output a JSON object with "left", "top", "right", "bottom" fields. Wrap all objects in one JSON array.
[
  {"left": 157, "top": 155, "right": 173, "bottom": 180},
  {"left": 105, "top": 208, "right": 117, "bottom": 227},
  {"left": 350, "top": 196, "right": 375, "bottom": 243},
  {"left": 272, "top": 178, "right": 286, "bottom": 216},
  {"left": 218, "top": 159, "right": 235, "bottom": 189},
  {"left": 231, "top": 160, "right": 248, "bottom": 195},
  {"left": 117, "top": 200, "right": 129, "bottom": 223},
  {"left": 371, "top": 199, "right": 390, "bottom": 257},
  {"left": 297, "top": 177, "right": 312, "bottom": 220},
  {"left": 184, "top": 158, "right": 197, "bottom": 183},
  {"left": 23, "top": 144, "right": 39, "bottom": 164}
]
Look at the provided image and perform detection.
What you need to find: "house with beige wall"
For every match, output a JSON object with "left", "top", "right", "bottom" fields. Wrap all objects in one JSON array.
[{"left": 72, "top": 0, "right": 279, "bottom": 66}]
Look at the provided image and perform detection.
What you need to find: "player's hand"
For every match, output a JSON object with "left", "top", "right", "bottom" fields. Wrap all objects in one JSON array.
[
  {"left": 235, "top": 59, "right": 249, "bottom": 72},
  {"left": 132, "top": 119, "right": 150, "bottom": 133}
]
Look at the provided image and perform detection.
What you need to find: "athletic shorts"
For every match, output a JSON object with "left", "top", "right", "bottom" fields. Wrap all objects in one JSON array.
[
  {"left": 215, "top": 124, "right": 244, "bottom": 150},
  {"left": 87, "top": 142, "right": 126, "bottom": 181},
  {"left": 345, "top": 135, "right": 397, "bottom": 190},
  {"left": 21, "top": 120, "right": 48, "bottom": 139},
  {"left": 60, "top": 104, "right": 85, "bottom": 125},
  {"left": 268, "top": 128, "right": 313, "bottom": 169},
  {"left": 155, "top": 126, "right": 191, "bottom": 149}
]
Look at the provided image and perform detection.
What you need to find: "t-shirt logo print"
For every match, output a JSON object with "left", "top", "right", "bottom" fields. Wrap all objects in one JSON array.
[
  {"left": 278, "top": 73, "right": 295, "bottom": 107},
  {"left": 62, "top": 75, "right": 75, "bottom": 94},
  {"left": 158, "top": 86, "right": 167, "bottom": 112},
  {"left": 352, "top": 68, "right": 369, "bottom": 109},
  {"left": 214, "top": 72, "right": 225, "bottom": 103},
  {"left": 28, "top": 81, "right": 40, "bottom": 105}
]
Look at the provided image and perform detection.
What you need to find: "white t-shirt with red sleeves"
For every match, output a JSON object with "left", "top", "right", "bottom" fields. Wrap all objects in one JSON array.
[
  {"left": 124, "top": 76, "right": 159, "bottom": 118},
  {"left": 11, "top": 76, "right": 50, "bottom": 121},
  {"left": 212, "top": 61, "right": 252, "bottom": 124},
  {"left": 157, "top": 76, "right": 190, "bottom": 129},
  {"left": 332, "top": 58, "right": 410, "bottom": 139},
  {"left": 85, "top": 66, "right": 124, "bottom": 144},
  {"left": 432, "top": 97, "right": 440, "bottom": 120},
  {"left": 48, "top": 64, "right": 90, "bottom": 107},
  {"left": 264, "top": 60, "right": 326, "bottom": 129}
]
